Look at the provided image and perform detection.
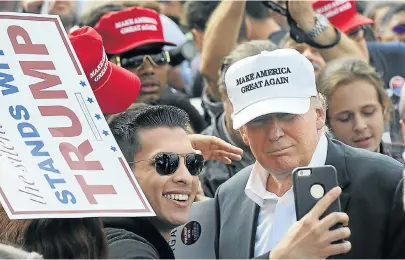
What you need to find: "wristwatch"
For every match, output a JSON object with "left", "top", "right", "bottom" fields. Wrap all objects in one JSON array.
[{"left": 307, "top": 14, "right": 330, "bottom": 39}]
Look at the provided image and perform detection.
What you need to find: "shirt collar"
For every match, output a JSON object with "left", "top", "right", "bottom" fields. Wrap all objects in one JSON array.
[{"left": 245, "top": 133, "right": 328, "bottom": 207}]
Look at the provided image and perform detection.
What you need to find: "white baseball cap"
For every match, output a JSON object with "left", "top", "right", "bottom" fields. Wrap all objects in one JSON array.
[{"left": 224, "top": 49, "right": 317, "bottom": 130}]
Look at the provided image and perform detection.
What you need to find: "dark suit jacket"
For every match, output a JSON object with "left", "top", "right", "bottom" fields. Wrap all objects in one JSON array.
[{"left": 213, "top": 138, "right": 405, "bottom": 259}]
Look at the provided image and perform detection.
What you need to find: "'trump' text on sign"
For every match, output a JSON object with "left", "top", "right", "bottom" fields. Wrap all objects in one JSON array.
[{"left": 0, "top": 13, "right": 154, "bottom": 219}]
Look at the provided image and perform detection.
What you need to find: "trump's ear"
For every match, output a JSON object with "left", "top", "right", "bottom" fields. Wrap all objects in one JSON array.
[
  {"left": 239, "top": 126, "right": 250, "bottom": 146},
  {"left": 315, "top": 102, "right": 327, "bottom": 131},
  {"left": 311, "top": 97, "right": 326, "bottom": 130}
]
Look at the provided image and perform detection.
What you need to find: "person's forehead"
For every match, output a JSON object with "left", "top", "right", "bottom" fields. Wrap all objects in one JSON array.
[
  {"left": 121, "top": 44, "right": 164, "bottom": 57},
  {"left": 330, "top": 80, "right": 380, "bottom": 105},
  {"left": 138, "top": 127, "right": 193, "bottom": 155}
]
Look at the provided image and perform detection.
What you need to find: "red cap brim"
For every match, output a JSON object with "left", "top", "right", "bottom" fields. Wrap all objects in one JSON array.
[
  {"left": 339, "top": 13, "right": 373, "bottom": 33},
  {"left": 107, "top": 38, "right": 176, "bottom": 55},
  {"left": 93, "top": 62, "right": 141, "bottom": 114}
]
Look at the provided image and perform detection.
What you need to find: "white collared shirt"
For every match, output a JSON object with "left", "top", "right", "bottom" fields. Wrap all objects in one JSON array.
[{"left": 245, "top": 134, "right": 328, "bottom": 257}]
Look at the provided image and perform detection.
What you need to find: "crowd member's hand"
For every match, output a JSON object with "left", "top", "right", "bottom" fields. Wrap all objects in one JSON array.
[
  {"left": 188, "top": 134, "right": 243, "bottom": 164},
  {"left": 270, "top": 187, "right": 351, "bottom": 259},
  {"left": 286, "top": 0, "right": 317, "bottom": 30}
]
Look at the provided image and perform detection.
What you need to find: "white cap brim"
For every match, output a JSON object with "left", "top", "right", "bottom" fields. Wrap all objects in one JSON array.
[{"left": 232, "top": 97, "right": 311, "bottom": 130}]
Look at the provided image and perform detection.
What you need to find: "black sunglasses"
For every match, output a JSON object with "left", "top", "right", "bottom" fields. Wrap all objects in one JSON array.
[
  {"left": 130, "top": 152, "right": 204, "bottom": 176},
  {"left": 115, "top": 51, "right": 170, "bottom": 69}
]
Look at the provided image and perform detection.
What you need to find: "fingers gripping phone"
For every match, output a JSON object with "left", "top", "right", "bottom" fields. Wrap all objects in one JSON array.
[{"left": 293, "top": 165, "right": 343, "bottom": 241}]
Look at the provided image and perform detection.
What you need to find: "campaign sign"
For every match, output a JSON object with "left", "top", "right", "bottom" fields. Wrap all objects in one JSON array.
[{"left": 0, "top": 13, "right": 154, "bottom": 219}]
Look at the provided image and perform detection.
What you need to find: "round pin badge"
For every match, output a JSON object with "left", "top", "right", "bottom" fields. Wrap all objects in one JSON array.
[
  {"left": 181, "top": 221, "right": 201, "bottom": 246},
  {"left": 389, "top": 76, "right": 405, "bottom": 97}
]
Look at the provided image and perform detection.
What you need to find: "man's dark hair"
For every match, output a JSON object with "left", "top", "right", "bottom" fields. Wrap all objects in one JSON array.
[
  {"left": 379, "top": 3, "right": 405, "bottom": 35},
  {"left": 109, "top": 105, "right": 190, "bottom": 163},
  {"left": 245, "top": 1, "right": 271, "bottom": 20},
  {"left": 184, "top": 1, "right": 220, "bottom": 31},
  {"left": 79, "top": 4, "right": 125, "bottom": 28}
]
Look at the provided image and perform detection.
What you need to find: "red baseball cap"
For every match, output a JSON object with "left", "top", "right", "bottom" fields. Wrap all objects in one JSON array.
[
  {"left": 69, "top": 26, "right": 141, "bottom": 114},
  {"left": 94, "top": 6, "right": 176, "bottom": 55},
  {"left": 312, "top": 0, "right": 373, "bottom": 33}
]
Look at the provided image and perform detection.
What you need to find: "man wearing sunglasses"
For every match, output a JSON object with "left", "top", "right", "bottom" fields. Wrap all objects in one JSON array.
[
  {"left": 94, "top": 6, "right": 206, "bottom": 133},
  {"left": 103, "top": 105, "right": 201, "bottom": 258},
  {"left": 103, "top": 104, "right": 242, "bottom": 258}
]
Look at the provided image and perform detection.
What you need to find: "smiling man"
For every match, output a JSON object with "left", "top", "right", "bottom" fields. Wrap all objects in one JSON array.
[
  {"left": 104, "top": 105, "right": 203, "bottom": 259},
  {"left": 103, "top": 104, "right": 242, "bottom": 259}
]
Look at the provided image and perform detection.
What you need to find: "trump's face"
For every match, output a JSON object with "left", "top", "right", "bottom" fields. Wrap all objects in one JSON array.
[{"left": 240, "top": 102, "right": 325, "bottom": 179}]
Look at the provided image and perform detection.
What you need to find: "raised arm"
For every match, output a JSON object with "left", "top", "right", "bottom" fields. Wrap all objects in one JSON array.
[
  {"left": 200, "top": 0, "right": 246, "bottom": 102},
  {"left": 288, "top": 0, "right": 366, "bottom": 62}
]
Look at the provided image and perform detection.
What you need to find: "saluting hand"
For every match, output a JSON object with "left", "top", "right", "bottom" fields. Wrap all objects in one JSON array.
[{"left": 188, "top": 134, "right": 243, "bottom": 164}]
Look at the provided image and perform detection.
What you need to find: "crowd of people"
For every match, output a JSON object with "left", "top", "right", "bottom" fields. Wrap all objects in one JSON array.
[{"left": 1, "top": 0, "right": 405, "bottom": 259}]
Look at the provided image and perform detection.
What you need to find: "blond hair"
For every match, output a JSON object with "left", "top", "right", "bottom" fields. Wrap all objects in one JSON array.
[{"left": 316, "top": 57, "right": 391, "bottom": 122}]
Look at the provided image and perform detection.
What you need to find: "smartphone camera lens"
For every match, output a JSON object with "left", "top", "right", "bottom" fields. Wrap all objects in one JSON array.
[{"left": 298, "top": 169, "right": 311, "bottom": 176}]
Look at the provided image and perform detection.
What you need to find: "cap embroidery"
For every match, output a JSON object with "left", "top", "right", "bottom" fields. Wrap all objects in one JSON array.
[
  {"left": 236, "top": 67, "right": 291, "bottom": 94},
  {"left": 90, "top": 50, "right": 109, "bottom": 83}
]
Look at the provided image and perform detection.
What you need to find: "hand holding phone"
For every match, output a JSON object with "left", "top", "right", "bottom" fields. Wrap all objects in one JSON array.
[{"left": 269, "top": 187, "right": 352, "bottom": 259}]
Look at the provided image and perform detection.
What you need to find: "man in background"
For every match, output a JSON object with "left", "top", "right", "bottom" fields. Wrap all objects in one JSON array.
[{"left": 94, "top": 6, "right": 206, "bottom": 133}]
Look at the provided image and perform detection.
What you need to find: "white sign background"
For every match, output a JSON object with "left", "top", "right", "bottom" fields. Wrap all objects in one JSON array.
[{"left": 0, "top": 13, "right": 154, "bottom": 219}]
